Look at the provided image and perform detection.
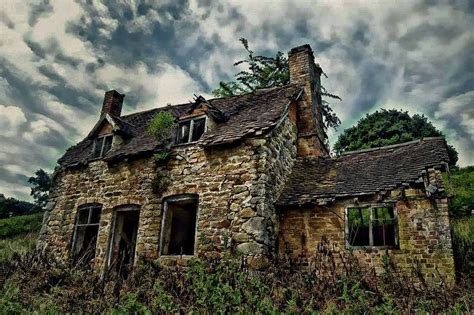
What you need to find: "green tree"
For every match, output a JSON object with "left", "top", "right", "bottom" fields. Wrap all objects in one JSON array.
[
  {"left": 213, "top": 38, "right": 341, "bottom": 130},
  {"left": 447, "top": 166, "right": 474, "bottom": 216},
  {"left": 334, "top": 109, "right": 458, "bottom": 166},
  {"left": 148, "top": 111, "right": 177, "bottom": 161},
  {"left": 28, "top": 169, "right": 52, "bottom": 208}
]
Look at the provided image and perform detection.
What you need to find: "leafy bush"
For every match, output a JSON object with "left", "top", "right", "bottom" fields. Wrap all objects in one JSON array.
[
  {"left": 147, "top": 111, "right": 176, "bottom": 144},
  {"left": 0, "top": 213, "right": 43, "bottom": 239},
  {"left": 0, "top": 244, "right": 472, "bottom": 313},
  {"left": 447, "top": 166, "right": 474, "bottom": 216}
]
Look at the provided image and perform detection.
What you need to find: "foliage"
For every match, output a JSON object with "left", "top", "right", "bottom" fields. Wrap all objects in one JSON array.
[
  {"left": 446, "top": 166, "right": 474, "bottom": 216},
  {"left": 0, "top": 241, "right": 472, "bottom": 313},
  {"left": 334, "top": 109, "right": 458, "bottom": 166},
  {"left": 0, "top": 213, "right": 43, "bottom": 239},
  {"left": 28, "top": 169, "right": 52, "bottom": 208},
  {"left": 0, "top": 196, "right": 36, "bottom": 219},
  {"left": 0, "top": 235, "right": 37, "bottom": 263},
  {"left": 147, "top": 111, "right": 176, "bottom": 144},
  {"left": 451, "top": 216, "right": 474, "bottom": 275},
  {"left": 213, "top": 38, "right": 341, "bottom": 130}
]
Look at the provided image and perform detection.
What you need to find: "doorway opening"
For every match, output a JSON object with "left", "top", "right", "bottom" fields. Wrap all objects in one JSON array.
[{"left": 108, "top": 205, "right": 140, "bottom": 276}]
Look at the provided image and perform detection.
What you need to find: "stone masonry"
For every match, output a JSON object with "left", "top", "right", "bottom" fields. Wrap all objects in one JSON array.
[{"left": 41, "top": 44, "right": 455, "bottom": 281}]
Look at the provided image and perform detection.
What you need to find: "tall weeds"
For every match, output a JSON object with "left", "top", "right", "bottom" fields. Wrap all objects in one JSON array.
[{"left": 1, "top": 242, "right": 472, "bottom": 314}]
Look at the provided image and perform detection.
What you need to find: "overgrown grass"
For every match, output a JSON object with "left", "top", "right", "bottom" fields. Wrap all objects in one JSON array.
[
  {"left": 0, "top": 213, "right": 43, "bottom": 239},
  {"left": 452, "top": 216, "right": 474, "bottom": 274},
  {"left": 0, "top": 234, "right": 37, "bottom": 263},
  {"left": 1, "top": 243, "right": 472, "bottom": 314}
]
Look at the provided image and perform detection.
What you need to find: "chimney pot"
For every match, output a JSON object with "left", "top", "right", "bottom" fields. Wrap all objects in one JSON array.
[{"left": 101, "top": 90, "right": 124, "bottom": 117}]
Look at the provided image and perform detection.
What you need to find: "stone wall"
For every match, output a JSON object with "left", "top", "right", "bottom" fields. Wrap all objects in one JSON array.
[
  {"left": 41, "top": 115, "right": 297, "bottom": 270},
  {"left": 277, "top": 171, "right": 455, "bottom": 282}
]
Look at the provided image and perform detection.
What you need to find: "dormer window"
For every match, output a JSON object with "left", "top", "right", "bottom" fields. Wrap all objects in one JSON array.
[
  {"left": 176, "top": 116, "right": 207, "bottom": 144},
  {"left": 92, "top": 134, "right": 113, "bottom": 158}
]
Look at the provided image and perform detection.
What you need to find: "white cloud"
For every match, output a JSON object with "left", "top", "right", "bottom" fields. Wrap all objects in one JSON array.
[{"left": 0, "top": 104, "right": 27, "bottom": 137}]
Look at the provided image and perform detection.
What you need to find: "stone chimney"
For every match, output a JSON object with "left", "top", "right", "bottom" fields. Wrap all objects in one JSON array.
[
  {"left": 288, "top": 44, "right": 328, "bottom": 158},
  {"left": 101, "top": 90, "right": 124, "bottom": 117}
]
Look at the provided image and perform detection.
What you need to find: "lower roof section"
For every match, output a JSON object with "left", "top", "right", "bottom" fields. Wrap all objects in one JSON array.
[{"left": 277, "top": 137, "right": 449, "bottom": 206}]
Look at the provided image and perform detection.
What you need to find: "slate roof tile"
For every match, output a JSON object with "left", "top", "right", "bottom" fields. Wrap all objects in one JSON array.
[
  {"left": 277, "top": 137, "right": 449, "bottom": 205},
  {"left": 58, "top": 85, "right": 301, "bottom": 168}
]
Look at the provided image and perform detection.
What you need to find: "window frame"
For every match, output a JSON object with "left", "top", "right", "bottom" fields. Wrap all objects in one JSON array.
[
  {"left": 344, "top": 203, "right": 399, "bottom": 249},
  {"left": 92, "top": 134, "right": 113, "bottom": 158},
  {"left": 159, "top": 194, "right": 200, "bottom": 257},
  {"left": 70, "top": 203, "right": 102, "bottom": 261},
  {"left": 175, "top": 115, "right": 208, "bottom": 145}
]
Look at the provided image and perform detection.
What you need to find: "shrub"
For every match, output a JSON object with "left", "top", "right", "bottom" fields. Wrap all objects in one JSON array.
[
  {"left": 0, "top": 245, "right": 472, "bottom": 313},
  {"left": 0, "top": 213, "right": 43, "bottom": 239},
  {"left": 147, "top": 111, "right": 176, "bottom": 144}
]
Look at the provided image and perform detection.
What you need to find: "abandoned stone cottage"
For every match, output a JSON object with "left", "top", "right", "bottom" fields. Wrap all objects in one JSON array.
[{"left": 39, "top": 44, "right": 454, "bottom": 280}]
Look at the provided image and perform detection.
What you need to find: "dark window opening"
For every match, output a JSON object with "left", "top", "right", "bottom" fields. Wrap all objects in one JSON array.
[
  {"left": 71, "top": 204, "right": 102, "bottom": 264},
  {"left": 176, "top": 116, "right": 207, "bottom": 144},
  {"left": 347, "top": 206, "right": 397, "bottom": 247},
  {"left": 161, "top": 196, "right": 198, "bottom": 255},
  {"left": 92, "top": 134, "right": 113, "bottom": 158},
  {"left": 108, "top": 206, "right": 140, "bottom": 277}
]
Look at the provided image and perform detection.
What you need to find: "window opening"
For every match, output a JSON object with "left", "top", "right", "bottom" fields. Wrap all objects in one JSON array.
[
  {"left": 161, "top": 195, "right": 198, "bottom": 256},
  {"left": 347, "top": 205, "right": 397, "bottom": 247},
  {"left": 176, "top": 116, "right": 207, "bottom": 144},
  {"left": 92, "top": 134, "right": 113, "bottom": 158},
  {"left": 71, "top": 204, "right": 102, "bottom": 264}
]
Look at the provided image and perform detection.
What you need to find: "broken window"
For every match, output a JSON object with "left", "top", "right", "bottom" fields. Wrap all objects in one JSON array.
[
  {"left": 160, "top": 195, "right": 198, "bottom": 256},
  {"left": 176, "top": 116, "right": 207, "bottom": 144},
  {"left": 71, "top": 204, "right": 102, "bottom": 264},
  {"left": 92, "top": 134, "right": 113, "bottom": 158},
  {"left": 346, "top": 205, "right": 397, "bottom": 247},
  {"left": 108, "top": 205, "right": 140, "bottom": 276}
]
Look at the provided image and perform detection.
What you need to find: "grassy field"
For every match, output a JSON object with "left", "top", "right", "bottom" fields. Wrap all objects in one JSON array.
[{"left": 0, "top": 213, "right": 42, "bottom": 262}]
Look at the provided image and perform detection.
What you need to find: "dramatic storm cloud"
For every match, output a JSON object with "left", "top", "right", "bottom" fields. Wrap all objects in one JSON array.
[{"left": 0, "top": 0, "right": 473, "bottom": 200}]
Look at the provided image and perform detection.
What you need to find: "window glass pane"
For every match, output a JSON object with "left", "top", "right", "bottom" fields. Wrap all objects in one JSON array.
[
  {"left": 177, "top": 121, "right": 191, "bottom": 144},
  {"left": 77, "top": 208, "right": 89, "bottom": 224},
  {"left": 347, "top": 207, "right": 370, "bottom": 246},
  {"left": 93, "top": 137, "right": 104, "bottom": 158},
  {"left": 191, "top": 118, "right": 206, "bottom": 142},
  {"left": 103, "top": 135, "right": 113, "bottom": 155},
  {"left": 90, "top": 206, "right": 102, "bottom": 224}
]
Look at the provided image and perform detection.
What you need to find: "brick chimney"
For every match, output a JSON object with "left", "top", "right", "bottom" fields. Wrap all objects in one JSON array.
[
  {"left": 288, "top": 44, "right": 328, "bottom": 158},
  {"left": 101, "top": 90, "right": 124, "bottom": 117}
]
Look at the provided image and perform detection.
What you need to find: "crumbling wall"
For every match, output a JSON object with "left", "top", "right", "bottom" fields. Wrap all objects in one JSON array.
[
  {"left": 277, "top": 170, "right": 455, "bottom": 282},
  {"left": 41, "top": 115, "right": 298, "bottom": 270}
]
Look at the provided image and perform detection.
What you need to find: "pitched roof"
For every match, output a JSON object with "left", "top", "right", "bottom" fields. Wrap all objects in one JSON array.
[
  {"left": 58, "top": 85, "right": 302, "bottom": 168},
  {"left": 277, "top": 138, "right": 449, "bottom": 206}
]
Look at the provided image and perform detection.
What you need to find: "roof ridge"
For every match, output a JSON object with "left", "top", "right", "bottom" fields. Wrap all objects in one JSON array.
[
  {"left": 120, "top": 84, "right": 300, "bottom": 119},
  {"left": 340, "top": 137, "right": 446, "bottom": 156}
]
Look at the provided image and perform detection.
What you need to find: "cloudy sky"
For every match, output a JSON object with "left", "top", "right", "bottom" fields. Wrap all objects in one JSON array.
[{"left": 0, "top": 0, "right": 473, "bottom": 201}]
